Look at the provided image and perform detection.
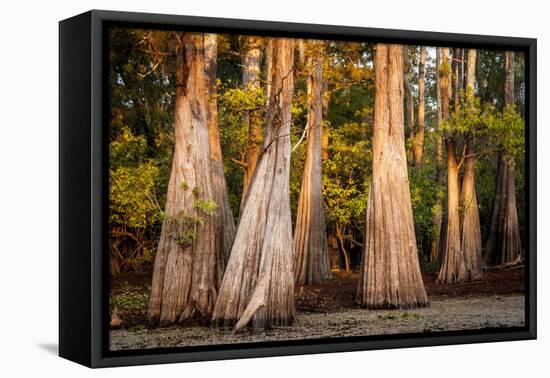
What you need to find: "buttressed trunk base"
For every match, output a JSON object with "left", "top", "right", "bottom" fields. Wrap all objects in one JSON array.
[
  {"left": 294, "top": 44, "right": 331, "bottom": 285},
  {"left": 148, "top": 33, "right": 221, "bottom": 326},
  {"left": 356, "top": 44, "right": 428, "bottom": 309},
  {"left": 212, "top": 38, "right": 296, "bottom": 332}
]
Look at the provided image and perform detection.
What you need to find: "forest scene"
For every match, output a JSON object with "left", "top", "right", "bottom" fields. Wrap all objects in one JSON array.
[{"left": 107, "top": 28, "right": 526, "bottom": 351}]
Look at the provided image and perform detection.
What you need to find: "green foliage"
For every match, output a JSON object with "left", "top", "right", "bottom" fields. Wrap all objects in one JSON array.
[
  {"left": 110, "top": 128, "right": 162, "bottom": 230},
  {"left": 484, "top": 105, "right": 525, "bottom": 158},
  {"left": 194, "top": 199, "right": 218, "bottom": 216},
  {"left": 174, "top": 231, "right": 197, "bottom": 248},
  {"left": 323, "top": 121, "right": 371, "bottom": 249},
  {"left": 110, "top": 164, "right": 161, "bottom": 229},
  {"left": 108, "top": 29, "right": 527, "bottom": 275},
  {"left": 220, "top": 84, "right": 265, "bottom": 114},
  {"left": 110, "top": 284, "right": 149, "bottom": 311},
  {"left": 110, "top": 126, "right": 150, "bottom": 166},
  {"left": 410, "top": 165, "right": 438, "bottom": 241},
  {"left": 109, "top": 128, "right": 162, "bottom": 270},
  {"left": 441, "top": 88, "right": 482, "bottom": 135}
]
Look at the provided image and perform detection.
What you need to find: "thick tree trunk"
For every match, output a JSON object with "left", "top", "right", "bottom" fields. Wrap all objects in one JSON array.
[
  {"left": 294, "top": 46, "right": 331, "bottom": 285},
  {"left": 459, "top": 49, "right": 482, "bottom": 280},
  {"left": 403, "top": 46, "right": 415, "bottom": 140},
  {"left": 148, "top": 33, "right": 220, "bottom": 325},
  {"left": 485, "top": 51, "right": 522, "bottom": 265},
  {"left": 460, "top": 142, "right": 482, "bottom": 280},
  {"left": 437, "top": 140, "right": 468, "bottom": 283},
  {"left": 241, "top": 37, "right": 263, "bottom": 204},
  {"left": 437, "top": 47, "right": 469, "bottom": 284},
  {"left": 212, "top": 38, "right": 296, "bottom": 332},
  {"left": 412, "top": 46, "right": 426, "bottom": 167},
  {"left": 356, "top": 44, "right": 428, "bottom": 309},
  {"left": 430, "top": 47, "right": 444, "bottom": 266}
]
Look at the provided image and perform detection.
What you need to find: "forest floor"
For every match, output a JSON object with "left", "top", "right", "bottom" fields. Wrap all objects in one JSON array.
[{"left": 109, "top": 270, "right": 525, "bottom": 351}]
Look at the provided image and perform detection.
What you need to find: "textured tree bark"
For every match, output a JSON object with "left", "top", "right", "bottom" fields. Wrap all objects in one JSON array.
[
  {"left": 148, "top": 33, "right": 220, "bottom": 325},
  {"left": 499, "top": 157, "right": 522, "bottom": 263},
  {"left": 438, "top": 139, "right": 468, "bottom": 283},
  {"left": 430, "top": 47, "right": 444, "bottom": 265},
  {"left": 403, "top": 46, "right": 415, "bottom": 140},
  {"left": 212, "top": 38, "right": 296, "bottom": 332},
  {"left": 356, "top": 44, "right": 428, "bottom": 309},
  {"left": 459, "top": 49, "right": 482, "bottom": 280},
  {"left": 485, "top": 51, "right": 522, "bottom": 265},
  {"left": 465, "top": 49, "right": 476, "bottom": 94},
  {"left": 265, "top": 38, "right": 274, "bottom": 104},
  {"left": 453, "top": 48, "right": 463, "bottom": 113},
  {"left": 437, "top": 48, "right": 469, "bottom": 284},
  {"left": 460, "top": 142, "right": 483, "bottom": 279},
  {"left": 294, "top": 45, "right": 331, "bottom": 285},
  {"left": 413, "top": 46, "right": 426, "bottom": 167},
  {"left": 204, "top": 34, "right": 236, "bottom": 271},
  {"left": 241, "top": 36, "right": 263, "bottom": 205}
]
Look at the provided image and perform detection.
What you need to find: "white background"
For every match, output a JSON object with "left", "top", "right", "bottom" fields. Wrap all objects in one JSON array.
[{"left": 0, "top": 0, "right": 546, "bottom": 376}]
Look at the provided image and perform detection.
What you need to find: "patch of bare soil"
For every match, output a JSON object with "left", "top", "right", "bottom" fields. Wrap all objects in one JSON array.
[
  {"left": 109, "top": 269, "right": 525, "bottom": 329},
  {"left": 109, "top": 294, "right": 525, "bottom": 351}
]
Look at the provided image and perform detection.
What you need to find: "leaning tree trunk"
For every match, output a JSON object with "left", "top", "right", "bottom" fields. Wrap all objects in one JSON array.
[
  {"left": 241, "top": 36, "right": 263, "bottom": 205},
  {"left": 294, "top": 45, "right": 331, "bottom": 285},
  {"left": 204, "top": 34, "right": 236, "bottom": 271},
  {"left": 413, "top": 46, "right": 426, "bottom": 167},
  {"left": 148, "top": 33, "right": 219, "bottom": 325},
  {"left": 212, "top": 38, "right": 296, "bottom": 332},
  {"left": 459, "top": 49, "right": 482, "bottom": 280},
  {"left": 430, "top": 47, "right": 444, "bottom": 266},
  {"left": 485, "top": 51, "right": 522, "bottom": 265},
  {"left": 356, "top": 44, "right": 428, "bottom": 309}
]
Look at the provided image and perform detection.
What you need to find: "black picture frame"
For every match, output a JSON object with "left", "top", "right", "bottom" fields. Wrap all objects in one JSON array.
[{"left": 59, "top": 9, "right": 537, "bottom": 368}]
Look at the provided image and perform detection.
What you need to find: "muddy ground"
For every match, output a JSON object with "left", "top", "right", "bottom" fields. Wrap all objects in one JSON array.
[
  {"left": 110, "top": 295, "right": 524, "bottom": 350},
  {"left": 109, "top": 270, "right": 525, "bottom": 351}
]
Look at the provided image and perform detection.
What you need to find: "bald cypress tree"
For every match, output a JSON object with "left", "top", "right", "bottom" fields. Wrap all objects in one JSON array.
[
  {"left": 213, "top": 38, "right": 296, "bottom": 332},
  {"left": 485, "top": 51, "right": 522, "bottom": 266},
  {"left": 294, "top": 42, "right": 331, "bottom": 285},
  {"left": 148, "top": 33, "right": 221, "bottom": 325},
  {"left": 356, "top": 44, "right": 428, "bottom": 309},
  {"left": 459, "top": 49, "right": 483, "bottom": 280}
]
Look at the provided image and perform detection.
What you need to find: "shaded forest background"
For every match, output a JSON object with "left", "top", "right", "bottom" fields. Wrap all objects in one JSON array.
[{"left": 108, "top": 28, "right": 526, "bottom": 278}]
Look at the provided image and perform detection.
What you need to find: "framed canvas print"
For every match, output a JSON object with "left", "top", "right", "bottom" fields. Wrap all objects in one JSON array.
[{"left": 59, "top": 10, "right": 536, "bottom": 368}]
